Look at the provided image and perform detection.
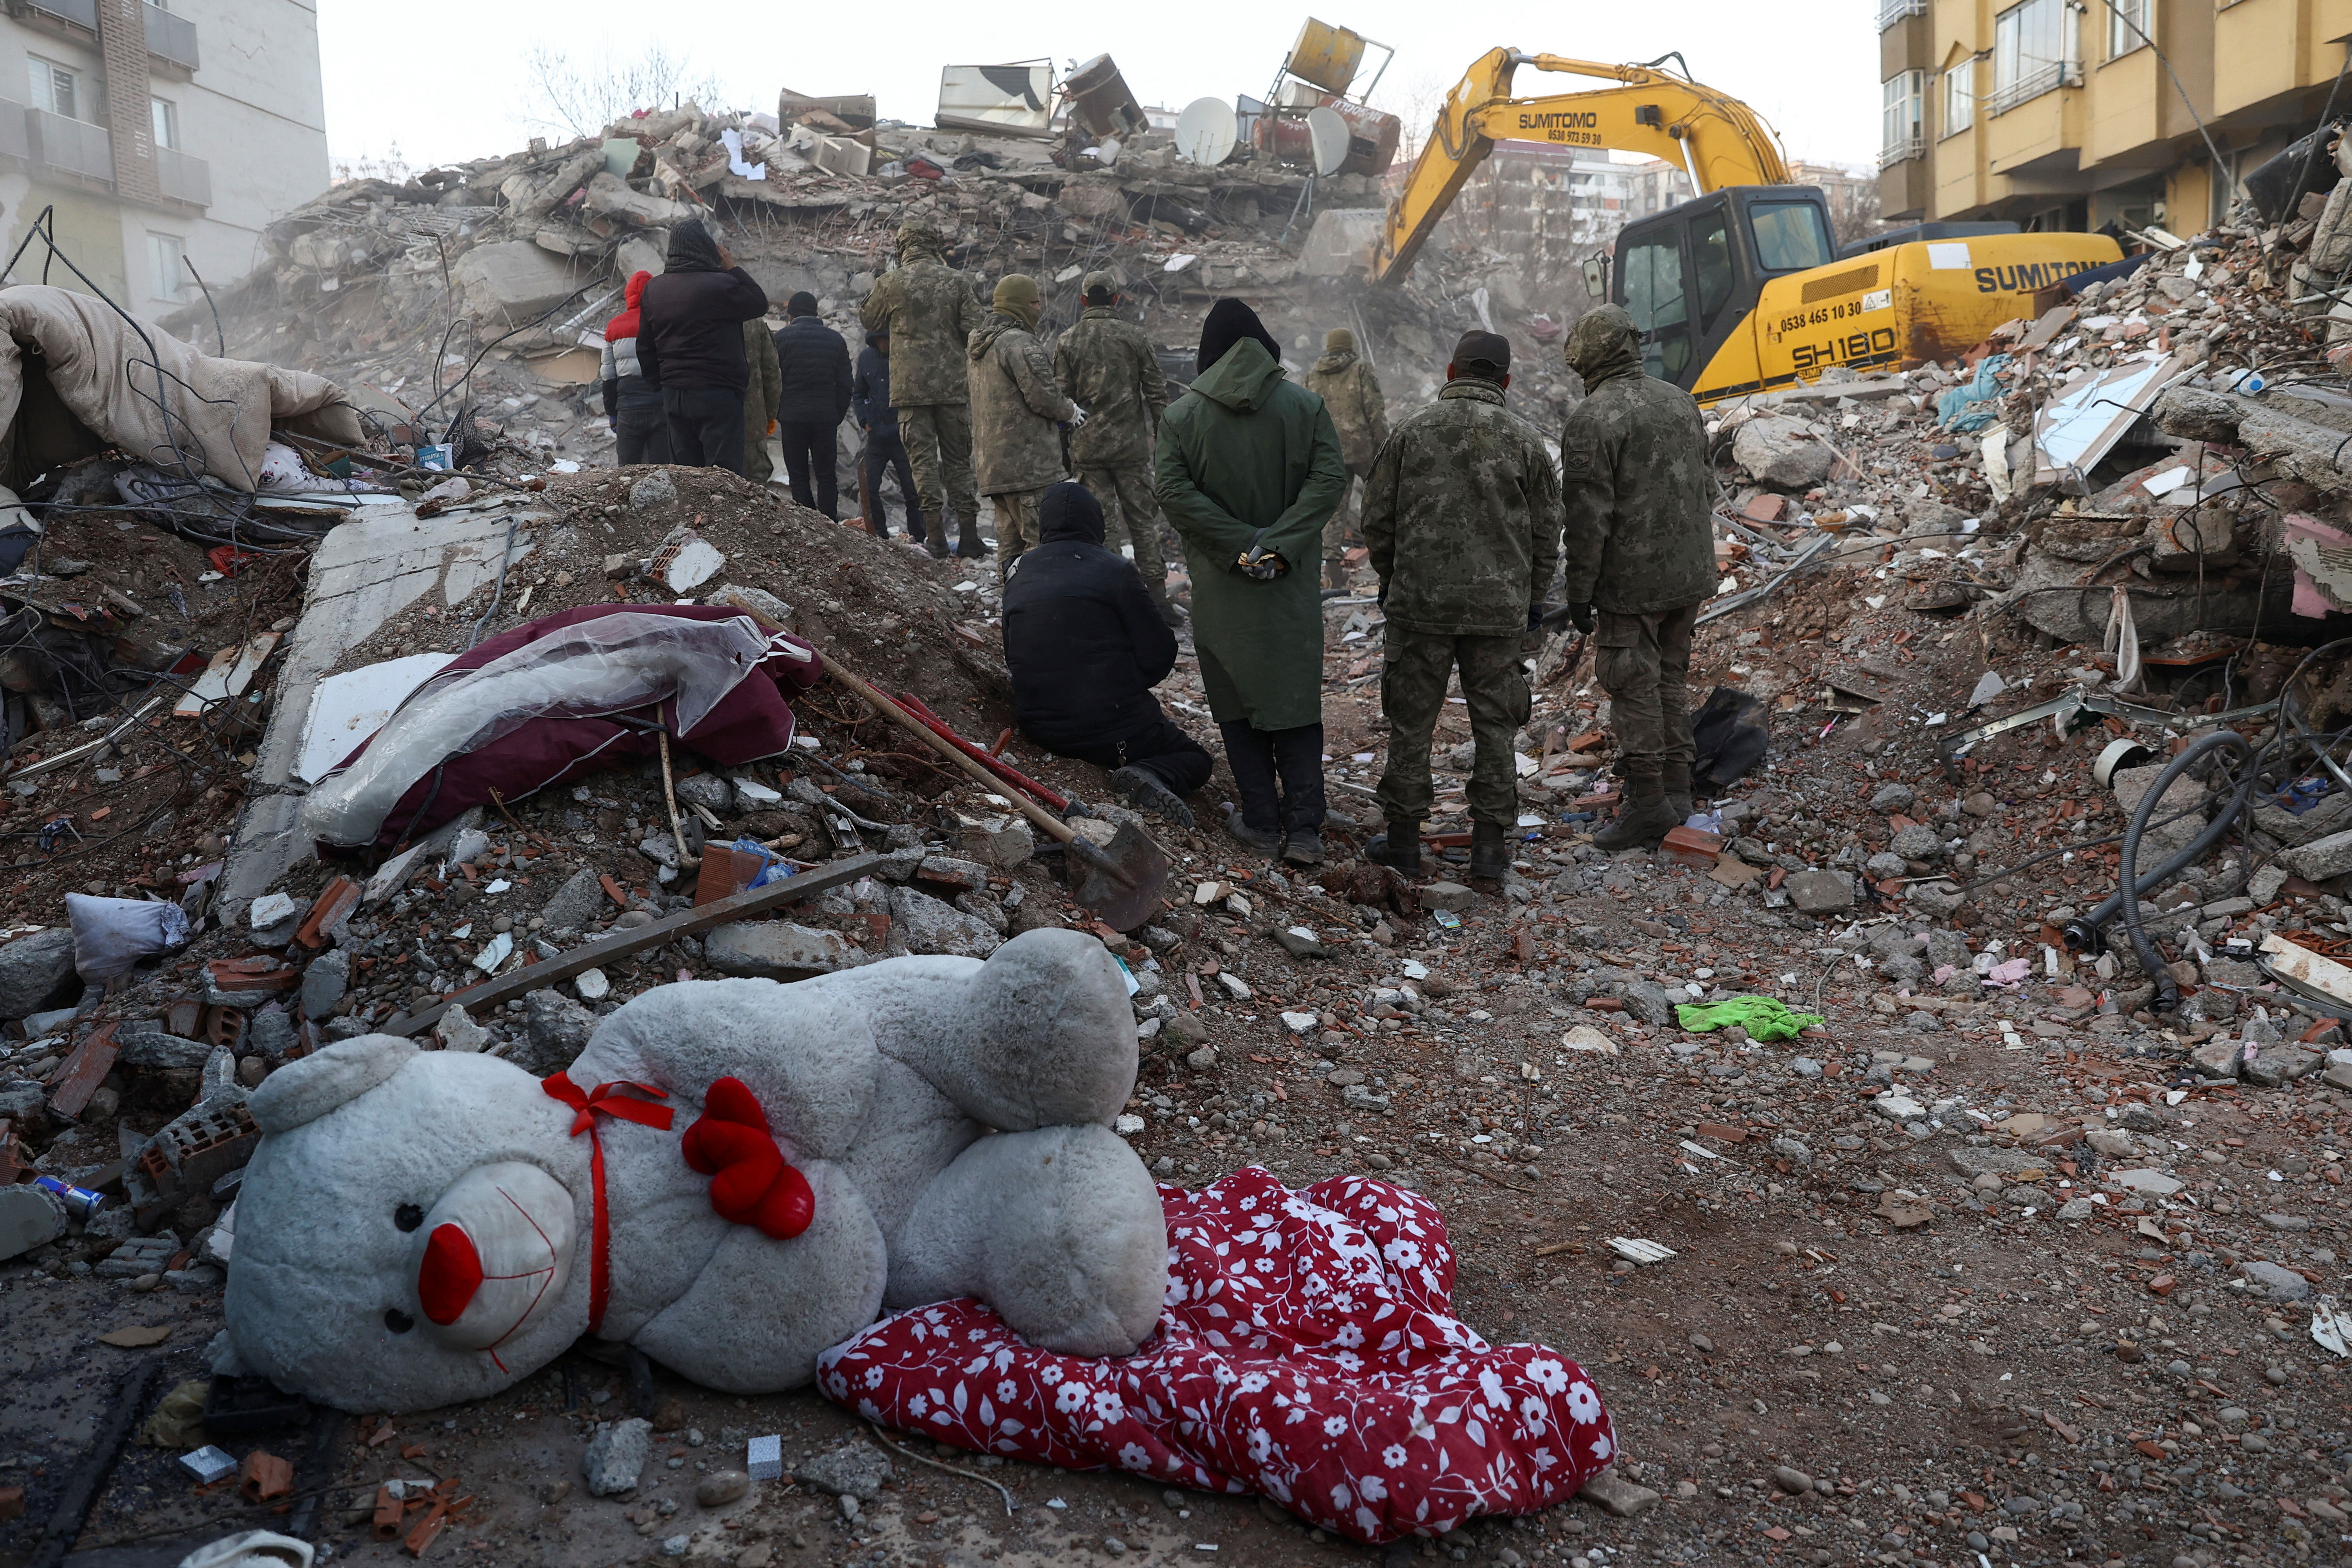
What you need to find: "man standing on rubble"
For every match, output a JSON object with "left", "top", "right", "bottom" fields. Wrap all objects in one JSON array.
[
  {"left": 1558, "top": 303, "right": 1715, "bottom": 851},
  {"left": 1003, "top": 481, "right": 1210, "bottom": 828},
  {"left": 1053, "top": 272, "right": 1177, "bottom": 625},
  {"left": 1156, "top": 297, "right": 1348, "bottom": 866},
  {"left": 860, "top": 222, "right": 986, "bottom": 560},
  {"left": 968, "top": 274, "right": 1077, "bottom": 580},
  {"left": 854, "top": 331, "right": 924, "bottom": 545},
  {"left": 741, "top": 317, "right": 782, "bottom": 486},
  {"left": 636, "top": 219, "right": 772, "bottom": 475},
  {"left": 772, "top": 291, "right": 852, "bottom": 518},
  {"left": 1360, "top": 330, "right": 1561, "bottom": 884},
  {"left": 1304, "top": 327, "right": 1388, "bottom": 593}
]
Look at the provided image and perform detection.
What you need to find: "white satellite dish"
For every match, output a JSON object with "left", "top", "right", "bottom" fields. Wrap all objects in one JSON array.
[
  {"left": 1305, "top": 106, "right": 1350, "bottom": 177},
  {"left": 1174, "top": 98, "right": 1238, "bottom": 167}
]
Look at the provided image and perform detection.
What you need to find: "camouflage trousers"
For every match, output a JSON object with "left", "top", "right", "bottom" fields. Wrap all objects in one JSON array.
[
  {"left": 988, "top": 488, "right": 1044, "bottom": 579},
  {"left": 1322, "top": 468, "right": 1366, "bottom": 564},
  {"left": 898, "top": 402, "right": 980, "bottom": 547},
  {"left": 1376, "top": 628, "right": 1531, "bottom": 830},
  {"left": 1076, "top": 462, "right": 1169, "bottom": 603},
  {"left": 1594, "top": 602, "right": 1700, "bottom": 781}
]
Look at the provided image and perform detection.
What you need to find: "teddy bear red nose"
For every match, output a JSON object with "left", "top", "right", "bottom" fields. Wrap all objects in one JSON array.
[{"left": 418, "top": 1223, "right": 484, "bottom": 1326}]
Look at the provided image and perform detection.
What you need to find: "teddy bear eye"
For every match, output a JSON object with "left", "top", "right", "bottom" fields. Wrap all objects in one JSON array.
[
  {"left": 394, "top": 1204, "right": 424, "bottom": 1232},
  {"left": 384, "top": 1308, "right": 415, "bottom": 1334}
]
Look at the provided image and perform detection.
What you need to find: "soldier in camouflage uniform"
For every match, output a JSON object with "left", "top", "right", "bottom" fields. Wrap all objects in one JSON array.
[
  {"left": 1362, "top": 329, "right": 1561, "bottom": 883},
  {"left": 1054, "top": 271, "right": 1177, "bottom": 624},
  {"left": 1304, "top": 327, "right": 1388, "bottom": 592},
  {"left": 967, "top": 273, "right": 1077, "bottom": 580},
  {"left": 859, "top": 222, "right": 986, "bottom": 559},
  {"left": 1558, "top": 304, "right": 1716, "bottom": 851}
]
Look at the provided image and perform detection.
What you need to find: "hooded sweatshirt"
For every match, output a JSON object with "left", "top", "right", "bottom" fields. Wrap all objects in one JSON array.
[
  {"left": 1001, "top": 480, "right": 1179, "bottom": 749},
  {"left": 1304, "top": 347, "right": 1388, "bottom": 474},
  {"left": 636, "top": 220, "right": 771, "bottom": 393},
  {"left": 1557, "top": 304, "right": 1715, "bottom": 616},
  {"left": 1152, "top": 320, "right": 1348, "bottom": 730}
]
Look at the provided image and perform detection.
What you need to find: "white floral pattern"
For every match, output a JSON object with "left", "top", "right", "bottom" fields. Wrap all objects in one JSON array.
[{"left": 815, "top": 1168, "right": 1616, "bottom": 1544}]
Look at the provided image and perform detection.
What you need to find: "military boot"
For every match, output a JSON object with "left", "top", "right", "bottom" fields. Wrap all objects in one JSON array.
[
  {"left": 1662, "top": 760, "right": 1696, "bottom": 825},
  {"left": 1363, "top": 820, "right": 1423, "bottom": 877},
  {"left": 1467, "top": 820, "right": 1509, "bottom": 881},
  {"left": 1592, "top": 776, "right": 1679, "bottom": 852}
]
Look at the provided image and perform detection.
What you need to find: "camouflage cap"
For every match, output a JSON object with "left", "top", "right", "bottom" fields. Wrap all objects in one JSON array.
[
  {"left": 1081, "top": 269, "right": 1119, "bottom": 303},
  {"left": 894, "top": 220, "right": 947, "bottom": 257},
  {"left": 1325, "top": 327, "right": 1355, "bottom": 352},
  {"left": 1565, "top": 305, "right": 1640, "bottom": 386},
  {"left": 1451, "top": 328, "right": 1511, "bottom": 378}
]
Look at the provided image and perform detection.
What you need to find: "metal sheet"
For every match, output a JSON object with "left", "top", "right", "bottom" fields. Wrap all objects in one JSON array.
[{"left": 937, "top": 63, "right": 1056, "bottom": 139}]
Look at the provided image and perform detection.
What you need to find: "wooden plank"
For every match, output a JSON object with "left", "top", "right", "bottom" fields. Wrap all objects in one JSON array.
[
  {"left": 2262, "top": 931, "right": 2352, "bottom": 1006},
  {"left": 382, "top": 852, "right": 884, "bottom": 1037}
]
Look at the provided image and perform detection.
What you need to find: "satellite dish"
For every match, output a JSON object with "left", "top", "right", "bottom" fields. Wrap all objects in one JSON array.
[
  {"left": 1174, "top": 98, "right": 1237, "bottom": 167},
  {"left": 1305, "top": 106, "right": 1349, "bottom": 177}
]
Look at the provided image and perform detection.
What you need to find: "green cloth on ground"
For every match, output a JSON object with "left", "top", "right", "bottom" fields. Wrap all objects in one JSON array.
[{"left": 1673, "top": 996, "right": 1823, "bottom": 1041}]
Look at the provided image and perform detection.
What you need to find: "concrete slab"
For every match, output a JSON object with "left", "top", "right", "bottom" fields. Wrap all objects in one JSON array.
[
  {"left": 295, "top": 652, "right": 457, "bottom": 784},
  {"left": 221, "top": 503, "right": 539, "bottom": 902}
]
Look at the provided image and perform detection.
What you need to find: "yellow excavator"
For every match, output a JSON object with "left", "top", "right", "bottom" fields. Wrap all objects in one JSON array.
[{"left": 1375, "top": 50, "right": 2123, "bottom": 405}]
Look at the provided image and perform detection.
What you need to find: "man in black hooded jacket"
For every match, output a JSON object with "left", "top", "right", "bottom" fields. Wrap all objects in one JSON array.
[
  {"left": 1002, "top": 481, "right": 1210, "bottom": 827},
  {"left": 638, "top": 219, "right": 771, "bottom": 474}
]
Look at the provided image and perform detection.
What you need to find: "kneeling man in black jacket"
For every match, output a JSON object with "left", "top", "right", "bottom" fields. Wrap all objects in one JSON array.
[{"left": 1003, "top": 482, "right": 1211, "bottom": 827}]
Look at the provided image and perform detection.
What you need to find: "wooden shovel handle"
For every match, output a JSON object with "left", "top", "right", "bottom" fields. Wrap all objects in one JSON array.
[{"left": 814, "top": 649, "right": 1077, "bottom": 847}]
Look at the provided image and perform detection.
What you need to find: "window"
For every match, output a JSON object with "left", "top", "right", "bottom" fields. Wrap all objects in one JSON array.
[
  {"left": 1620, "top": 232, "right": 1691, "bottom": 380},
  {"left": 147, "top": 233, "right": 186, "bottom": 303},
  {"left": 1692, "top": 210, "right": 1736, "bottom": 325},
  {"left": 1749, "top": 202, "right": 1837, "bottom": 272},
  {"left": 2106, "top": 0, "right": 2151, "bottom": 60},
  {"left": 150, "top": 97, "right": 178, "bottom": 151},
  {"left": 28, "top": 58, "right": 79, "bottom": 121},
  {"left": 1992, "top": 0, "right": 2081, "bottom": 114},
  {"left": 1943, "top": 62, "right": 1976, "bottom": 137},
  {"left": 1881, "top": 71, "right": 1924, "bottom": 168}
]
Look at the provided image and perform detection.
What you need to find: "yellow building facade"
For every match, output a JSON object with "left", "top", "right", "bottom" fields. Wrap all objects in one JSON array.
[{"left": 1878, "top": 0, "right": 2352, "bottom": 232}]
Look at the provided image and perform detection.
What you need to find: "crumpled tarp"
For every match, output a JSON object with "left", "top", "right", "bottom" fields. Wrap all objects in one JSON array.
[
  {"left": 1936, "top": 353, "right": 2011, "bottom": 432},
  {"left": 1672, "top": 996, "right": 1823, "bottom": 1040},
  {"left": 0, "top": 285, "right": 362, "bottom": 493},
  {"left": 303, "top": 604, "right": 819, "bottom": 851},
  {"left": 819, "top": 1168, "right": 1617, "bottom": 1545}
]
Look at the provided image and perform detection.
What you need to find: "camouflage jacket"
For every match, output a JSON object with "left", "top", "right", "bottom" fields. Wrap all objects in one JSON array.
[
  {"left": 1362, "top": 379, "right": 1563, "bottom": 639},
  {"left": 858, "top": 256, "right": 985, "bottom": 407},
  {"left": 1052, "top": 307, "right": 1168, "bottom": 469},
  {"left": 1558, "top": 311, "right": 1714, "bottom": 616},
  {"left": 1304, "top": 350, "right": 1388, "bottom": 474},
  {"left": 968, "top": 312, "right": 1075, "bottom": 495}
]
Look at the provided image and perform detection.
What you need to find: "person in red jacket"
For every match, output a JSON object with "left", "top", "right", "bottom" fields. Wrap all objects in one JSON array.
[
  {"left": 599, "top": 271, "right": 672, "bottom": 465},
  {"left": 636, "top": 219, "right": 771, "bottom": 474}
]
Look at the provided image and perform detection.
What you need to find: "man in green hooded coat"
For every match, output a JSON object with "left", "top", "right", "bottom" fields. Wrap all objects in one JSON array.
[
  {"left": 1558, "top": 304, "right": 1716, "bottom": 850},
  {"left": 1155, "top": 298, "right": 1348, "bottom": 866}
]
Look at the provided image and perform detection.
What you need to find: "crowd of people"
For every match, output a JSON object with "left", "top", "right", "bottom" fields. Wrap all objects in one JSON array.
[{"left": 598, "top": 216, "right": 1712, "bottom": 873}]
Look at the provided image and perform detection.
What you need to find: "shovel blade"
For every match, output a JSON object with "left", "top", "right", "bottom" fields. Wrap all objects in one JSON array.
[{"left": 1066, "top": 821, "right": 1169, "bottom": 932}]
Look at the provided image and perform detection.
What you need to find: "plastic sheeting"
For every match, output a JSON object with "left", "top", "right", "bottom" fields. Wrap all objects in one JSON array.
[
  {"left": 302, "top": 612, "right": 773, "bottom": 849},
  {"left": 1936, "top": 353, "right": 2011, "bottom": 431}
]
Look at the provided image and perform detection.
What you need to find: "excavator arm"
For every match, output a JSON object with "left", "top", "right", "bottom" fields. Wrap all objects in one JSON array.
[{"left": 1375, "top": 49, "right": 1793, "bottom": 282}]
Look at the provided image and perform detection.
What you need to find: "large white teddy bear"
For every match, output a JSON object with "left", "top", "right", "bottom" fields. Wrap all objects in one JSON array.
[{"left": 220, "top": 929, "right": 1168, "bottom": 1412}]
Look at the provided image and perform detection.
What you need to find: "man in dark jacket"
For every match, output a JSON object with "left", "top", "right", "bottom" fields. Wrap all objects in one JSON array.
[
  {"left": 1003, "top": 481, "right": 1210, "bottom": 827},
  {"left": 637, "top": 220, "right": 771, "bottom": 474},
  {"left": 772, "top": 291, "right": 853, "bottom": 518},
  {"left": 853, "top": 332, "right": 924, "bottom": 544},
  {"left": 1559, "top": 304, "right": 1716, "bottom": 850}
]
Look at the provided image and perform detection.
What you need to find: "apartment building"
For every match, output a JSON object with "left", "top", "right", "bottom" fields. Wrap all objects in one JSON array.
[
  {"left": 0, "top": 0, "right": 325, "bottom": 314},
  {"left": 1439, "top": 144, "right": 1694, "bottom": 258},
  {"left": 1878, "top": 0, "right": 2352, "bottom": 233}
]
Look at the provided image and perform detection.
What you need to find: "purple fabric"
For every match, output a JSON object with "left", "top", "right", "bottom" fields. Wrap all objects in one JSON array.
[{"left": 333, "top": 604, "right": 818, "bottom": 851}]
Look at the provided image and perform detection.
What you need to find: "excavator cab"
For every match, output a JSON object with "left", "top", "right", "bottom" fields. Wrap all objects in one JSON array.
[{"left": 1609, "top": 185, "right": 1836, "bottom": 394}]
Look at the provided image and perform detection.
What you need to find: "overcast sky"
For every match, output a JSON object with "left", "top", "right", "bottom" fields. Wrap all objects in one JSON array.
[{"left": 319, "top": 1, "right": 1880, "bottom": 178}]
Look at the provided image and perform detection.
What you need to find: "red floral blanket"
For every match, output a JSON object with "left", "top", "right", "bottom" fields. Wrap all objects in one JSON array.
[{"left": 816, "top": 1168, "right": 1615, "bottom": 1544}]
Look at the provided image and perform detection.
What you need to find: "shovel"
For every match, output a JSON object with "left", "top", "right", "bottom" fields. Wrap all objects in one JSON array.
[{"left": 814, "top": 650, "right": 1171, "bottom": 931}]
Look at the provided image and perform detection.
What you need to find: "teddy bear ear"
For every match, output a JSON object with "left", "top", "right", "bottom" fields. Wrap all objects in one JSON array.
[{"left": 248, "top": 1034, "right": 420, "bottom": 1133}]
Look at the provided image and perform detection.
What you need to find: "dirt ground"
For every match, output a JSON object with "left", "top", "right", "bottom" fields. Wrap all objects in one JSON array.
[{"left": 4, "top": 466, "right": 2351, "bottom": 1568}]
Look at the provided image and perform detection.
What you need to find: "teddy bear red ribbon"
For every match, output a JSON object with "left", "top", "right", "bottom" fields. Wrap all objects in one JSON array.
[{"left": 680, "top": 1076, "right": 815, "bottom": 1240}]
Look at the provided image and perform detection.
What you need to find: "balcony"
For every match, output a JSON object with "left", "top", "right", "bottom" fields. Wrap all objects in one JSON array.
[
  {"left": 1989, "top": 60, "right": 2083, "bottom": 116},
  {"left": 12, "top": 0, "right": 97, "bottom": 29},
  {"left": 1877, "top": 0, "right": 1927, "bottom": 27},
  {"left": 143, "top": 2, "right": 196, "bottom": 71},
  {"left": 156, "top": 143, "right": 208, "bottom": 206},
  {"left": 1880, "top": 135, "right": 1926, "bottom": 170},
  {"left": 28, "top": 106, "right": 110, "bottom": 183}
]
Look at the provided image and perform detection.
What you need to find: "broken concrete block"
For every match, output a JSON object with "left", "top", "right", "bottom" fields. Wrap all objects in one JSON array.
[
  {"left": 516, "top": 989, "right": 597, "bottom": 1076},
  {"left": 2242, "top": 1044, "right": 2323, "bottom": 1087},
  {"left": 539, "top": 868, "right": 610, "bottom": 934},
  {"left": 1421, "top": 882, "right": 1474, "bottom": 912},
  {"left": 792, "top": 1443, "right": 890, "bottom": 1501},
  {"left": 628, "top": 472, "right": 678, "bottom": 510},
  {"left": 434, "top": 1008, "right": 491, "bottom": 1053},
  {"left": 581, "top": 168, "right": 700, "bottom": 227},
  {"left": 300, "top": 950, "right": 349, "bottom": 1019},
  {"left": 704, "top": 921, "right": 866, "bottom": 980},
  {"left": 675, "top": 774, "right": 733, "bottom": 813},
  {"left": 2190, "top": 1038, "right": 2245, "bottom": 1078},
  {"left": 1784, "top": 869, "right": 1855, "bottom": 915},
  {"left": 0, "top": 926, "right": 76, "bottom": 1020},
  {"left": 116, "top": 1030, "right": 214, "bottom": 1070},
  {"left": 2288, "top": 828, "right": 2352, "bottom": 882},
  {"left": 453, "top": 241, "right": 590, "bottom": 327},
  {"left": 2240, "top": 1260, "right": 2312, "bottom": 1302},
  {"left": 911, "top": 855, "right": 986, "bottom": 897},
  {"left": 2111, "top": 764, "right": 2207, "bottom": 856},
  {"left": 956, "top": 813, "right": 1035, "bottom": 868},
  {"left": 1731, "top": 415, "right": 1833, "bottom": 488},
  {"left": 584, "top": 1417, "right": 652, "bottom": 1496},
  {"left": 887, "top": 887, "right": 1000, "bottom": 958}
]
